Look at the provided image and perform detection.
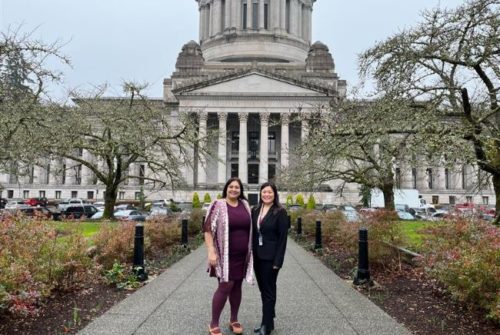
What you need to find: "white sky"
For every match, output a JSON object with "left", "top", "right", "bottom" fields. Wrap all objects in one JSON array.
[{"left": 1, "top": 0, "right": 466, "bottom": 99}]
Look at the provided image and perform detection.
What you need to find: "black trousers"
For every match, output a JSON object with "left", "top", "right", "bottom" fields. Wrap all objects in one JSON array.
[{"left": 254, "top": 259, "right": 279, "bottom": 329}]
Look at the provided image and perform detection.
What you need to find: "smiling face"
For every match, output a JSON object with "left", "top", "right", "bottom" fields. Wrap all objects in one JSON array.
[
  {"left": 226, "top": 181, "right": 241, "bottom": 201},
  {"left": 260, "top": 186, "right": 275, "bottom": 206}
]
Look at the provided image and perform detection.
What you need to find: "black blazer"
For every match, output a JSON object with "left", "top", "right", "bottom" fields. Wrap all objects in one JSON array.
[{"left": 251, "top": 205, "right": 288, "bottom": 268}]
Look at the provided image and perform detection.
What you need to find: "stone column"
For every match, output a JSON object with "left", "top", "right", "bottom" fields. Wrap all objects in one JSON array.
[
  {"left": 197, "top": 112, "right": 208, "bottom": 187},
  {"left": 258, "top": 0, "right": 265, "bottom": 29},
  {"left": 280, "top": 0, "right": 286, "bottom": 31},
  {"left": 217, "top": 112, "right": 228, "bottom": 185},
  {"left": 34, "top": 164, "right": 45, "bottom": 185},
  {"left": 280, "top": 113, "right": 290, "bottom": 170},
  {"left": 199, "top": 4, "right": 204, "bottom": 41},
  {"left": 301, "top": 4, "right": 307, "bottom": 40},
  {"left": 246, "top": 0, "right": 253, "bottom": 29},
  {"left": 290, "top": 0, "right": 298, "bottom": 36},
  {"left": 271, "top": 0, "right": 280, "bottom": 31},
  {"left": 224, "top": 0, "right": 231, "bottom": 30},
  {"left": 214, "top": 0, "right": 223, "bottom": 35},
  {"left": 81, "top": 150, "right": 94, "bottom": 185},
  {"left": 259, "top": 112, "right": 270, "bottom": 183},
  {"left": 301, "top": 118, "right": 309, "bottom": 142},
  {"left": 48, "top": 159, "right": 59, "bottom": 185},
  {"left": 238, "top": 113, "right": 249, "bottom": 184},
  {"left": 209, "top": 3, "right": 215, "bottom": 37},
  {"left": 297, "top": 2, "right": 302, "bottom": 40}
]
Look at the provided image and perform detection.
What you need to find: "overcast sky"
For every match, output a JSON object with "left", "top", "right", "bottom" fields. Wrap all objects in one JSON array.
[{"left": 2, "top": 0, "right": 466, "bottom": 99}]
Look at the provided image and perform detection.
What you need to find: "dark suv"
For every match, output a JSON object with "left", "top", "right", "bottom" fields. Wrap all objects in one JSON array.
[{"left": 62, "top": 205, "right": 98, "bottom": 219}]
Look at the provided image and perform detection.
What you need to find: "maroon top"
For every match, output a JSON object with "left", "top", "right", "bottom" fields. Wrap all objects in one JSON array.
[{"left": 204, "top": 200, "right": 251, "bottom": 280}]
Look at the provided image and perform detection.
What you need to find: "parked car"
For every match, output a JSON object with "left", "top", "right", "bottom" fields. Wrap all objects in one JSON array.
[
  {"left": 57, "top": 198, "right": 89, "bottom": 212},
  {"left": 321, "top": 204, "right": 337, "bottom": 212},
  {"left": 114, "top": 204, "right": 137, "bottom": 211},
  {"left": 341, "top": 210, "right": 360, "bottom": 222},
  {"left": 3, "top": 206, "right": 61, "bottom": 220},
  {"left": 147, "top": 207, "right": 172, "bottom": 220},
  {"left": 24, "top": 197, "right": 48, "bottom": 207},
  {"left": 90, "top": 210, "right": 105, "bottom": 220},
  {"left": 115, "top": 210, "right": 147, "bottom": 222},
  {"left": 62, "top": 204, "right": 99, "bottom": 219},
  {"left": 5, "top": 199, "right": 27, "bottom": 210},
  {"left": 201, "top": 202, "right": 211, "bottom": 213},
  {"left": 397, "top": 211, "right": 415, "bottom": 220},
  {"left": 0, "top": 198, "right": 7, "bottom": 209},
  {"left": 288, "top": 205, "right": 303, "bottom": 212},
  {"left": 176, "top": 202, "right": 193, "bottom": 214},
  {"left": 93, "top": 201, "right": 105, "bottom": 210}
]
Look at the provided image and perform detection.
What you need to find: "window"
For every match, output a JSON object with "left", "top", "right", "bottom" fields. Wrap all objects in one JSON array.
[
  {"left": 411, "top": 168, "right": 417, "bottom": 189},
  {"left": 231, "top": 164, "right": 239, "bottom": 178},
  {"left": 426, "top": 168, "right": 433, "bottom": 189},
  {"left": 268, "top": 132, "right": 276, "bottom": 154},
  {"left": 139, "top": 165, "right": 145, "bottom": 186},
  {"left": 285, "top": 0, "right": 290, "bottom": 33},
  {"left": 395, "top": 168, "right": 401, "bottom": 189},
  {"left": 432, "top": 196, "right": 439, "bottom": 204},
  {"left": 445, "top": 168, "right": 450, "bottom": 189},
  {"left": 29, "top": 166, "right": 34, "bottom": 184},
  {"left": 221, "top": 0, "right": 225, "bottom": 31},
  {"left": 39, "top": 190, "right": 46, "bottom": 198},
  {"left": 45, "top": 164, "right": 50, "bottom": 184},
  {"left": 461, "top": 165, "right": 466, "bottom": 189},
  {"left": 62, "top": 164, "right": 66, "bottom": 185},
  {"left": 242, "top": 1, "right": 247, "bottom": 29},
  {"left": 135, "top": 192, "right": 142, "bottom": 200},
  {"left": 268, "top": 164, "right": 276, "bottom": 181},
  {"left": 7, "top": 190, "right": 14, "bottom": 198},
  {"left": 55, "top": 190, "right": 62, "bottom": 199},
  {"left": 71, "top": 191, "right": 78, "bottom": 198},
  {"left": 75, "top": 165, "right": 82, "bottom": 185},
  {"left": 231, "top": 132, "right": 239, "bottom": 154},
  {"left": 449, "top": 196, "right": 456, "bottom": 205},
  {"left": 23, "top": 190, "right": 29, "bottom": 199},
  {"left": 482, "top": 196, "right": 489, "bottom": 205},
  {"left": 119, "top": 191, "right": 125, "bottom": 200},
  {"left": 264, "top": 2, "right": 269, "bottom": 29},
  {"left": 87, "top": 191, "right": 94, "bottom": 200},
  {"left": 249, "top": 132, "right": 259, "bottom": 159},
  {"left": 466, "top": 195, "right": 473, "bottom": 203}
]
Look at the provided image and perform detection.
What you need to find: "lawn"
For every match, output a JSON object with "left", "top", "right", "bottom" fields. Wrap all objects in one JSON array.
[
  {"left": 54, "top": 221, "right": 113, "bottom": 238},
  {"left": 398, "top": 220, "right": 436, "bottom": 252}
]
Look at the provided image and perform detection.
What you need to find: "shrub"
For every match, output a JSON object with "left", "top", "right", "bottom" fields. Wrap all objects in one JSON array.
[
  {"left": 306, "top": 195, "right": 316, "bottom": 210},
  {"left": 203, "top": 193, "right": 212, "bottom": 204},
  {"left": 192, "top": 192, "right": 201, "bottom": 208},
  {"left": 93, "top": 221, "right": 136, "bottom": 269},
  {"left": 216, "top": 194, "right": 222, "bottom": 199},
  {"left": 0, "top": 216, "right": 93, "bottom": 316},
  {"left": 285, "top": 195, "right": 293, "bottom": 208},
  {"left": 295, "top": 194, "right": 305, "bottom": 207},
  {"left": 189, "top": 208, "right": 204, "bottom": 235},
  {"left": 423, "top": 219, "right": 499, "bottom": 323},
  {"left": 146, "top": 217, "right": 181, "bottom": 253}
]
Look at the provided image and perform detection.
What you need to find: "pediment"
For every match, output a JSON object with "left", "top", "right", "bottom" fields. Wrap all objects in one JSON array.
[{"left": 181, "top": 73, "right": 326, "bottom": 96}]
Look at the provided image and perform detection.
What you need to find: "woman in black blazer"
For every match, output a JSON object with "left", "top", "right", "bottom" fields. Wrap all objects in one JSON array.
[{"left": 252, "top": 182, "right": 288, "bottom": 335}]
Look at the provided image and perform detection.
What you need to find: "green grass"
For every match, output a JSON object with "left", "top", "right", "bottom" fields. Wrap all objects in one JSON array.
[
  {"left": 54, "top": 221, "right": 110, "bottom": 238},
  {"left": 398, "top": 220, "right": 436, "bottom": 252}
]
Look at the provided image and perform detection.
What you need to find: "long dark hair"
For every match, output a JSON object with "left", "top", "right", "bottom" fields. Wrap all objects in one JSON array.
[
  {"left": 258, "top": 182, "right": 282, "bottom": 214},
  {"left": 222, "top": 177, "right": 247, "bottom": 201}
]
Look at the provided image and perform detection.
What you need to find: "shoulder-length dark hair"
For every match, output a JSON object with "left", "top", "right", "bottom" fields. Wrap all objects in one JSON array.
[
  {"left": 258, "top": 182, "right": 283, "bottom": 214},
  {"left": 222, "top": 177, "right": 247, "bottom": 201}
]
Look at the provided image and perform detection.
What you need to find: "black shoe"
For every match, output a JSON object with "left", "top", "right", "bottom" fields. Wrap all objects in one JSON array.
[
  {"left": 254, "top": 325, "right": 262, "bottom": 333},
  {"left": 258, "top": 325, "right": 272, "bottom": 335}
]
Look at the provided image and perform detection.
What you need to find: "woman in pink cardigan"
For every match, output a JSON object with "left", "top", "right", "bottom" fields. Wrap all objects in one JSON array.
[{"left": 203, "top": 177, "right": 254, "bottom": 335}]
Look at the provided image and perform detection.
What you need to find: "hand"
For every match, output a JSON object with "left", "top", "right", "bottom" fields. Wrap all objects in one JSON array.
[{"left": 208, "top": 250, "right": 217, "bottom": 267}]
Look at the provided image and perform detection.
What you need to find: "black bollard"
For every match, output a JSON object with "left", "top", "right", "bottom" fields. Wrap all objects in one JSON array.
[
  {"left": 287, "top": 215, "right": 291, "bottom": 229},
  {"left": 133, "top": 223, "right": 148, "bottom": 281},
  {"left": 202, "top": 215, "right": 206, "bottom": 230},
  {"left": 181, "top": 218, "right": 188, "bottom": 246},
  {"left": 297, "top": 217, "right": 302, "bottom": 235},
  {"left": 314, "top": 220, "right": 322, "bottom": 249},
  {"left": 354, "top": 228, "right": 371, "bottom": 285}
]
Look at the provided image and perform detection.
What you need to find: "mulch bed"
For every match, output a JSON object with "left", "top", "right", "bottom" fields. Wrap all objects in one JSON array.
[
  {"left": 311, "top": 239, "right": 499, "bottom": 335},
  {"left": 0, "top": 282, "right": 129, "bottom": 335}
]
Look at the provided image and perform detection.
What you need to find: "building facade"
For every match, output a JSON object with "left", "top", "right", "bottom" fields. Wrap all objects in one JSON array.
[{"left": 0, "top": 0, "right": 495, "bottom": 206}]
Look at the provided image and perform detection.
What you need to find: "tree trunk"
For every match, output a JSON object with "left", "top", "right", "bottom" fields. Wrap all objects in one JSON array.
[
  {"left": 493, "top": 173, "right": 500, "bottom": 225},
  {"left": 103, "top": 184, "right": 118, "bottom": 219},
  {"left": 382, "top": 183, "right": 395, "bottom": 211}
]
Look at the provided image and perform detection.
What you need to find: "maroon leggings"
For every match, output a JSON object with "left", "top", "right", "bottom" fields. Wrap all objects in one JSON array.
[{"left": 210, "top": 279, "right": 243, "bottom": 328}]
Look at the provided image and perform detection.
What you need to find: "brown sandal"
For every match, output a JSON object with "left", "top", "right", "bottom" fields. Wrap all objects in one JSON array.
[
  {"left": 208, "top": 325, "right": 224, "bottom": 335},
  {"left": 229, "top": 321, "right": 243, "bottom": 334}
]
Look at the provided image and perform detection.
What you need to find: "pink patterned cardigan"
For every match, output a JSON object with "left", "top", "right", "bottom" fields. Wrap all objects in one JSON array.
[{"left": 205, "top": 199, "right": 254, "bottom": 284}]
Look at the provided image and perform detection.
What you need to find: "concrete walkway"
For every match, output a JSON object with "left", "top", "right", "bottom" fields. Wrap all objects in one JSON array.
[{"left": 79, "top": 238, "right": 412, "bottom": 335}]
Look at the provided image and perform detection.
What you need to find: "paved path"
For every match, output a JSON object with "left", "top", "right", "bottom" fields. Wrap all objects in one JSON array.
[{"left": 79, "top": 238, "right": 412, "bottom": 335}]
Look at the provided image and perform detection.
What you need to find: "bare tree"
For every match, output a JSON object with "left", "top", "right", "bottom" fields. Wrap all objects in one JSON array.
[
  {"left": 359, "top": 0, "right": 499, "bottom": 220},
  {"left": 35, "top": 83, "right": 199, "bottom": 218}
]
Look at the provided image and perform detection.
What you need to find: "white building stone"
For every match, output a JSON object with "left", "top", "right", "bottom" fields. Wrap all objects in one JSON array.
[{"left": 0, "top": 0, "right": 495, "bottom": 207}]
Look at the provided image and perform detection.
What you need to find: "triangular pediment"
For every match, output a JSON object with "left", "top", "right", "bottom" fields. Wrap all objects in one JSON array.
[{"left": 175, "top": 71, "right": 329, "bottom": 96}]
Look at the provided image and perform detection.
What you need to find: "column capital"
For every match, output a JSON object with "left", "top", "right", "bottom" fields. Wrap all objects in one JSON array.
[
  {"left": 281, "top": 112, "right": 290, "bottom": 125},
  {"left": 238, "top": 112, "right": 249, "bottom": 122},
  {"left": 260, "top": 112, "right": 271, "bottom": 124},
  {"left": 217, "top": 111, "right": 228, "bottom": 122}
]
